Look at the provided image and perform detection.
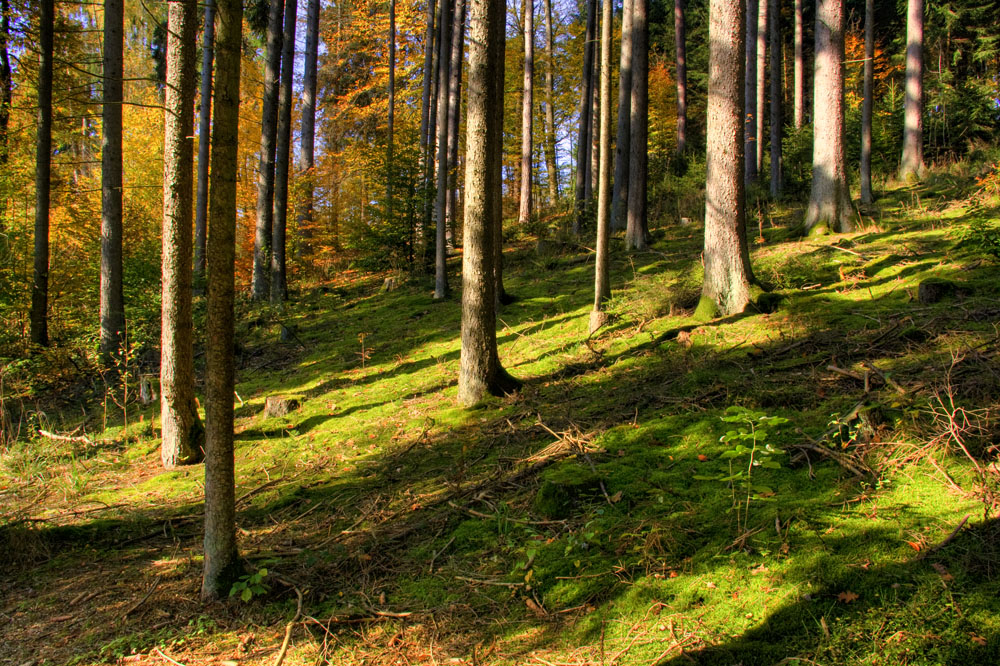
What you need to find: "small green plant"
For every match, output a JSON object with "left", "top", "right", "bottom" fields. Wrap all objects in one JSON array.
[
  {"left": 229, "top": 567, "right": 270, "bottom": 602},
  {"left": 959, "top": 218, "right": 1000, "bottom": 261}
]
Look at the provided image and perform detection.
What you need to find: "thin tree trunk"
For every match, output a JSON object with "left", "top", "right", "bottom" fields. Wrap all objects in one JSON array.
[
  {"left": 755, "top": 0, "right": 767, "bottom": 177},
  {"left": 611, "top": 0, "right": 634, "bottom": 232},
  {"left": 161, "top": 0, "right": 204, "bottom": 469},
  {"left": 434, "top": 0, "right": 453, "bottom": 299},
  {"left": 899, "top": 0, "right": 923, "bottom": 179},
  {"left": 590, "top": 0, "right": 613, "bottom": 333},
  {"left": 793, "top": 0, "right": 803, "bottom": 128},
  {"left": 768, "top": 0, "right": 782, "bottom": 197},
  {"left": 445, "top": 0, "right": 467, "bottom": 250},
  {"left": 271, "top": 0, "right": 298, "bottom": 303},
  {"left": 0, "top": 0, "right": 11, "bottom": 233},
  {"left": 517, "top": 0, "right": 534, "bottom": 227},
  {"left": 459, "top": 0, "right": 520, "bottom": 406},
  {"left": 423, "top": 2, "right": 442, "bottom": 269},
  {"left": 298, "top": 0, "right": 321, "bottom": 257},
  {"left": 625, "top": 0, "right": 648, "bottom": 251},
  {"left": 202, "top": 0, "right": 243, "bottom": 602},
  {"left": 387, "top": 0, "right": 396, "bottom": 226},
  {"left": 573, "top": 0, "right": 597, "bottom": 235},
  {"left": 589, "top": 53, "right": 599, "bottom": 200},
  {"left": 674, "top": 0, "right": 686, "bottom": 155},
  {"left": 860, "top": 0, "right": 873, "bottom": 203},
  {"left": 699, "top": 0, "right": 752, "bottom": 318},
  {"left": 744, "top": 0, "right": 757, "bottom": 185},
  {"left": 100, "top": 0, "right": 125, "bottom": 363},
  {"left": 193, "top": 0, "right": 215, "bottom": 289},
  {"left": 30, "top": 0, "right": 53, "bottom": 348},
  {"left": 252, "top": 0, "right": 284, "bottom": 300},
  {"left": 542, "top": 0, "right": 558, "bottom": 205},
  {"left": 416, "top": 0, "right": 437, "bottom": 267},
  {"left": 804, "top": 0, "right": 853, "bottom": 234}
]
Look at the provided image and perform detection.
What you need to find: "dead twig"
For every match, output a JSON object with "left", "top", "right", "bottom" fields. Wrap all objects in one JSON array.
[
  {"left": 861, "top": 362, "right": 907, "bottom": 395},
  {"left": 273, "top": 586, "right": 304, "bottom": 666},
  {"left": 915, "top": 515, "right": 970, "bottom": 561},
  {"left": 37, "top": 429, "right": 93, "bottom": 445},
  {"left": 121, "top": 575, "right": 162, "bottom": 620}
]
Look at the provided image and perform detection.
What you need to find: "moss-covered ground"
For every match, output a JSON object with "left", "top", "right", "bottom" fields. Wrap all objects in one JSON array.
[{"left": 2, "top": 171, "right": 1000, "bottom": 665}]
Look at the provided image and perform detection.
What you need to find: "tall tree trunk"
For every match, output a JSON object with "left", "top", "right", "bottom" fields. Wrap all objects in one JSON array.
[
  {"left": 611, "top": 0, "right": 634, "bottom": 232},
  {"left": 271, "top": 0, "right": 298, "bottom": 303},
  {"left": 590, "top": 0, "right": 612, "bottom": 333},
  {"left": 793, "top": 0, "right": 803, "bottom": 128},
  {"left": 161, "top": 0, "right": 204, "bottom": 469},
  {"left": 573, "top": 0, "right": 597, "bottom": 236},
  {"left": 674, "top": 0, "right": 686, "bottom": 155},
  {"left": 101, "top": 0, "right": 125, "bottom": 363},
  {"left": 699, "top": 0, "right": 752, "bottom": 318},
  {"left": 625, "top": 0, "right": 648, "bottom": 251},
  {"left": 387, "top": 0, "right": 396, "bottom": 226},
  {"left": 252, "top": 0, "right": 284, "bottom": 300},
  {"left": 589, "top": 52, "right": 599, "bottom": 200},
  {"left": 445, "top": 0, "right": 467, "bottom": 250},
  {"left": 768, "top": 0, "right": 782, "bottom": 197},
  {"left": 804, "top": 0, "right": 853, "bottom": 234},
  {"left": 193, "top": 0, "right": 215, "bottom": 289},
  {"left": 423, "top": 2, "right": 442, "bottom": 269},
  {"left": 755, "top": 0, "right": 767, "bottom": 177},
  {"left": 542, "top": 0, "right": 558, "bottom": 205},
  {"left": 744, "top": 0, "right": 758, "bottom": 185},
  {"left": 30, "top": 0, "right": 53, "bottom": 348},
  {"left": 0, "top": 0, "right": 11, "bottom": 233},
  {"left": 202, "top": 0, "right": 243, "bottom": 602},
  {"left": 899, "top": 0, "right": 923, "bottom": 179},
  {"left": 433, "top": 0, "right": 453, "bottom": 299},
  {"left": 416, "top": 0, "right": 437, "bottom": 267},
  {"left": 298, "top": 0, "right": 321, "bottom": 257},
  {"left": 517, "top": 0, "right": 534, "bottom": 227},
  {"left": 860, "top": 0, "right": 873, "bottom": 203},
  {"left": 459, "top": 0, "right": 520, "bottom": 406}
]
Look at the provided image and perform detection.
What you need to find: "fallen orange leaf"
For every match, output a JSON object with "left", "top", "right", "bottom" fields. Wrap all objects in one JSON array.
[{"left": 837, "top": 590, "right": 859, "bottom": 603}]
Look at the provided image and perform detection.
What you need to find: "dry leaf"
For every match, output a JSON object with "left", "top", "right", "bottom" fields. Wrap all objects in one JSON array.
[
  {"left": 705, "top": 581, "right": 717, "bottom": 589},
  {"left": 697, "top": 454, "right": 709, "bottom": 462},
  {"left": 906, "top": 541, "right": 922, "bottom": 552},
  {"left": 971, "top": 634, "right": 987, "bottom": 646},
  {"left": 610, "top": 491, "right": 623, "bottom": 503},
  {"left": 837, "top": 590, "right": 859, "bottom": 603}
]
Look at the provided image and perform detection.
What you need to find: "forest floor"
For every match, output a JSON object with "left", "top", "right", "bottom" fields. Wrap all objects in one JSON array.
[{"left": 3, "top": 167, "right": 1000, "bottom": 666}]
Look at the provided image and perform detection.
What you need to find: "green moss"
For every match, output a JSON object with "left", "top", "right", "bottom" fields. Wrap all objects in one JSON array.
[{"left": 692, "top": 294, "right": 719, "bottom": 321}]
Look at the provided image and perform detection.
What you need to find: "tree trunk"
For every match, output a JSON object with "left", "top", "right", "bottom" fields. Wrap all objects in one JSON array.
[
  {"left": 755, "top": 0, "right": 767, "bottom": 177},
  {"left": 610, "top": 0, "right": 633, "bottom": 232},
  {"left": 101, "top": 0, "right": 125, "bottom": 363},
  {"left": 699, "top": 0, "right": 752, "bottom": 318},
  {"left": 674, "top": 0, "right": 686, "bottom": 155},
  {"left": 803, "top": 0, "right": 853, "bottom": 234},
  {"left": 573, "top": 0, "right": 597, "bottom": 236},
  {"left": 423, "top": 2, "right": 442, "bottom": 269},
  {"left": 202, "top": 0, "right": 243, "bottom": 602},
  {"left": 542, "top": 0, "right": 558, "bottom": 205},
  {"left": 416, "top": 0, "right": 437, "bottom": 267},
  {"left": 30, "top": 0, "right": 53, "bottom": 348},
  {"left": 252, "top": 0, "right": 284, "bottom": 300},
  {"left": 459, "top": 0, "right": 520, "bottom": 406},
  {"left": 298, "top": 0, "right": 321, "bottom": 257},
  {"left": 590, "top": 0, "right": 613, "bottom": 333},
  {"left": 768, "top": 0, "right": 782, "bottom": 198},
  {"left": 899, "top": 0, "right": 923, "bottom": 179},
  {"left": 860, "top": 0, "right": 873, "bottom": 203},
  {"left": 793, "top": 0, "right": 803, "bottom": 128},
  {"left": 271, "top": 0, "right": 298, "bottom": 303},
  {"left": 193, "top": 0, "right": 215, "bottom": 289},
  {"left": 433, "top": 0, "right": 453, "bottom": 299},
  {"left": 445, "top": 0, "right": 467, "bottom": 250},
  {"left": 517, "top": 0, "right": 534, "bottom": 227},
  {"left": 387, "top": 0, "right": 396, "bottom": 226},
  {"left": 625, "top": 0, "right": 648, "bottom": 251},
  {"left": 744, "top": 0, "right": 757, "bottom": 185},
  {"left": 161, "top": 0, "right": 204, "bottom": 469},
  {"left": 0, "top": 0, "right": 12, "bottom": 233}
]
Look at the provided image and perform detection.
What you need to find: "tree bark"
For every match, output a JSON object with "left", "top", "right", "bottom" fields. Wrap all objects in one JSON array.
[
  {"left": 542, "top": 0, "right": 558, "bottom": 205},
  {"left": 700, "top": 0, "right": 752, "bottom": 318},
  {"left": 0, "top": 0, "right": 11, "bottom": 233},
  {"left": 674, "top": 0, "right": 686, "bottom": 155},
  {"left": 590, "top": 0, "right": 613, "bottom": 333},
  {"left": 793, "top": 0, "right": 804, "bottom": 128},
  {"left": 194, "top": 0, "right": 215, "bottom": 289},
  {"left": 161, "top": 0, "right": 204, "bottom": 469},
  {"left": 271, "top": 0, "right": 298, "bottom": 303},
  {"left": 202, "top": 0, "right": 243, "bottom": 602},
  {"left": 30, "top": 0, "right": 53, "bottom": 348},
  {"left": 252, "top": 0, "right": 284, "bottom": 300},
  {"left": 101, "top": 0, "right": 126, "bottom": 363},
  {"left": 433, "top": 0, "right": 453, "bottom": 299},
  {"left": 610, "top": 0, "right": 633, "bottom": 232},
  {"left": 459, "top": 0, "right": 520, "bottom": 406},
  {"left": 859, "top": 0, "right": 873, "bottom": 204},
  {"left": 445, "top": 0, "right": 467, "bottom": 250},
  {"left": 298, "top": 0, "right": 321, "bottom": 256},
  {"left": 573, "top": 0, "right": 597, "bottom": 236},
  {"left": 744, "top": 0, "right": 757, "bottom": 184},
  {"left": 804, "top": 0, "right": 853, "bottom": 234},
  {"left": 589, "top": 51, "right": 599, "bottom": 201},
  {"left": 899, "top": 0, "right": 923, "bottom": 180},
  {"left": 625, "top": 0, "right": 648, "bottom": 251},
  {"left": 755, "top": 0, "right": 767, "bottom": 177},
  {"left": 768, "top": 0, "right": 782, "bottom": 197},
  {"left": 517, "top": 0, "right": 534, "bottom": 227}
]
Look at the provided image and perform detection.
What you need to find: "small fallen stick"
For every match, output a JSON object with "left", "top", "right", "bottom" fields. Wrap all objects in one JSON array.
[
  {"left": 273, "top": 587, "right": 304, "bottom": 666},
  {"left": 38, "top": 429, "right": 93, "bottom": 445},
  {"left": 122, "top": 575, "right": 161, "bottom": 620},
  {"left": 916, "top": 515, "right": 970, "bottom": 561},
  {"left": 861, "top": 362, "right": 907, "bottom": 395}
]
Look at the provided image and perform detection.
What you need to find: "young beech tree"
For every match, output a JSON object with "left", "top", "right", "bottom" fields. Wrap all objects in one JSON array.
[
  {"left": 899, "top": 0, "right": 923, "bottom": 180},
  {"left": 202, "top": 0, "right": 243, "bottom": 602},
  {"left": 31, "top": 0, "right": 54, "bottom": 348},
  {"left": 803, "top": 0, "right": 853, "bottom": 234},
  {"left": 698, "top": 0, "right": 754, "bottom": 318},
  {"left": 100, "top": 0, "right": 125, "bottom": 363},
  {"left": 271, "top": 0, "right": 297, "bottom": 303},
  {"left": 590, "top": 0, "right": 613, "bottom": 334},
  {"left": 161, "top": 0, "right": 204, "bottom": 469},
  {"left": 458, "top": 0, "right": 520, "bottom": 407}
]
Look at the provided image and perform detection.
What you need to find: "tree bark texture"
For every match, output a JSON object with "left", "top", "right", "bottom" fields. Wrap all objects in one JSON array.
[
  {"left": 417, "top": 0, "right": 437, "bottom": 265},
  {"left": 423, "top": 2, "right": 442, "bottom": 268},
  {"left": 804, "top": 0, "right": 853, "bottom": 234},
  {"left": 755, "top": 0, "right": 767, "bottom": 177},
  {"left": 590, "top": 0, "right": 612, "bottom": 332},
  {"left": 744, "top": 0, "right": 757, "bottom": 184},
  {"left": 298, "top": 0, "right": 321, "bottom": 256},
  {"left": 573, "top": 0, "right": 597, "bottom": 235},
  {"left": 517, "top": 0, "right": 534, "bottom": 227},
  {"left": 768, "top": 0, "right": 782, "bottom": 197},
  {"left": 30, "top": 0, "right": 53, "bottom": 348},
  {"left": 625, "top": 0, "right": 649, "bottom": 251},
  {"left": 860, "top": 0, "right": 873, "bottom": 203},
  {"left": 0, "top": 0, "right": 12, "bottom": 231},
  {"left": 271, "top": 0, "right": 297, "bottom": 303},
  {"left": 161, "top": 0, "right": 204, "bottom": 469},
  {"left": 542, "top": 0, "right": 558, "bottom": 204},
  {"left": 899, "top": 0, "right": 923, "bottom": 179},
  {"left": 202, "top": 0, "right": 243, "bottom": 602},
  {"left": 194, "top": 0, "right": 215, "bottom": 287},
  {"left": 101, "top": 0, "right": 126, "bottom": 363},
  {"left": 252, "top": 0, "right": 284, "bottom": 300},
  {"left": 445, "top": 0, "right": 467, "bottom": 250},
  {"left": 674, "top": 0, "right": 686, "bottom": 155},
  {"left": 793, "top": 0, "right": 804, "bottom": 128},
  {"left": 701, "top": 0, "right": 752, "bottom": 318},
  {"left": 610, "top": 0, "right": 634, "bottom": 232},
  {"left": 433, "top": 0, "right": 453, "bottom": 299},
  {"left": 459, "top": 0, "right": 519, "bottom": 406}
]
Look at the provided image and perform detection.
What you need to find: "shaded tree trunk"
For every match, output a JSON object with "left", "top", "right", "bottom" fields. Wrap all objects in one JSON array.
[
  {"left": 387, "top": 0, "right": 396, "bottom": 227},
  {"left": 610, "top": 0, "right": 633, "bottom": 232},
  {"left": 298, "top": 0, "right": 321, "bottom": 256},
  {"left": 699, "top": 0, "right": 752, "bottom": 318},
  {"left": 161, "top": 0, "right": 204, "bottom": 469},
  {"left": 193, "top": 0, "right": 215, "bottom": 288},
  {"left": 445, "top": 0, "right": 467, "bottom": 250},
  {"left": 744, "top": 0, "right": 757, "bottom": 184},
  {"left": 30, "top": 0, "right": 53, "bottom": 348},
  {"left": 755, "top": 0, "right": 767, "bottom": 177},
  {"left": 590, "top": 0, "right": 613, "bottom": 333},
  {"left": 433, "top": 0, "right": 453, "bottom": 299},
  {"left": 860, "top": 0, "right": 873, "bottom": 203},
  {"left": 271, "top": 0, "right": 298, "bottom": 303},
  {"left": 768, "top": 0, "right": 782, "bottom": 197},
  {"left": 416, "top": 0, "right": 437, "bottom": 266},
  {"left": 542, "top": 0, "right": 558, "bottom": 205},
  {"left": 625, "top": 0, "right": 649, "bottom": 251},
  {"left": 0, "top": 0, "right": 11, "bottom": 232},
  {"left": 252, "top": 0, "right": 284, "bottom": 300},
  {"left": 517, "top": 0, "right": 534, "bottom": 227},
  {"left": 459, "top": 0, "right": 520, "bottom": 406},
  {"left": 202, "top": 0, "right": 243, "bottom": 602},
  {"left": 674, "top": 0, "right": 686, "bottom": 155},
  {"left": 573, "top": 0, "right": 597, "bottom": 235},
  {"left": 423, "top": 2, "right": 442, "bottom": 269},
  {"left": 100, "top": 0, "right": 125, "bottom": 363},
  {"left": 899, "top": 0, "right": 923, "bottom": 179},
  {"left": 803, "top": 0, "right": 853, "bottom": 234},
  {"left": 793, "top": 0, "right": 804, "bottom": 128}
]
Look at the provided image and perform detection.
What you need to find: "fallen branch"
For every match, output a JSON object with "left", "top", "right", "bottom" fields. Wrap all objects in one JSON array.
[
  {"left": 38, "top": 429, "right": 93, "bottom": 445},
  {"left": 915, "top": 515, "right": 970, "bottom": 561},
  {"left": 273, "top": 587, "right": 303, "bottom": 666},
  {"left": 861, "top": 362, "right": 907, "bottom": 395},
  {"left": 121, "top": 575, "right": 161, "bottom": 620}
]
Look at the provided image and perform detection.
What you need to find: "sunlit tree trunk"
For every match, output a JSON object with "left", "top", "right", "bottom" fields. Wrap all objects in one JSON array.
[
  {"left": 899, "top": 0, "right": 923, "bottom": 180},
  {"left": 433, "top": 0, "right": 453, "bottom": 299},
  {"left": 30, "top": 0, "right": 53, "bottom": 348},
  {"left": 610, "top": 0, "right": 633, "bottom": 232},
  {"left": 542, "top": 0, "right": 558, "bottom": 205},
  {"left": 298, "top": 0, "right": 321, "bottom": 257},
  {"left": 860, "top": 0, "right": 873, "bottom": 204},
  {"left": 271, "top": 0, "right": 297, "bottom": 303},
  {"left": 100, "top": 0, "right": 125, "bottom": 363},
  {"left": 768, "top": 0, "right": 782, "bottom": 197},
  {"left": 202, "top": 0, "right": 243, "bottom": 602},
  {"left": 755, "top": 0, "right": 767, "bottom": 177},
  {"left": 590, "top": 0, "right": 612, "bottom": 333},
  {"left": 674, "top": 0, "right": 686, "bottom": 155},
  {"left": 625, "top": 0, "right": 649, "bottom": 251},
  {"left": 161, "top": 0, "right": 204, "bottom": 469},
  {"left": 445, "top": 0, "right": 467, "bottom": 250},
  {"left": 423, "top": 1, "right": 442, "bottom": 269},
  {"left": 793, "top": 0, "right": 804, "bottom": 128},
  {"left": 193, "top": 0, "right": 214, "bottom": 288},
  {"left": 517, "top": 0, "right": 534, "bottom": 227},
  {"left": 744, "top": 0, "right": 757, "bottom": 185},
  {"left": 573, "top": 0, "right": 597, "bottom": 235},
  {"left": 589, "top": 53, "right": 599, "bottom": 200}
]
